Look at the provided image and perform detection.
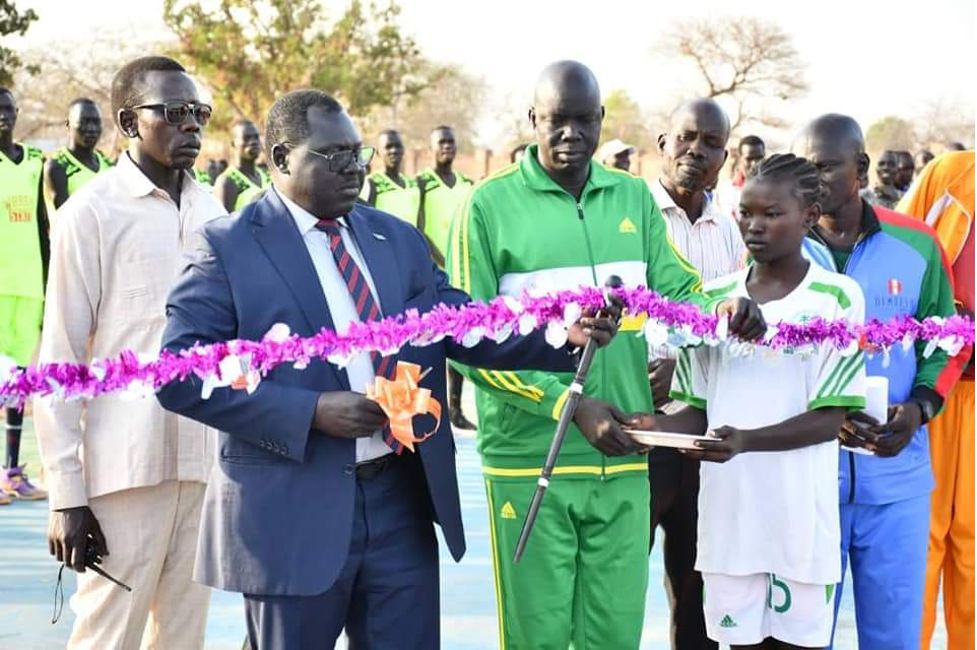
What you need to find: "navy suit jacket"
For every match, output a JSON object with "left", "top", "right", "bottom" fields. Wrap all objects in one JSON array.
[{"left": 156, "top": 189, "right": 576, "bottom": 595}]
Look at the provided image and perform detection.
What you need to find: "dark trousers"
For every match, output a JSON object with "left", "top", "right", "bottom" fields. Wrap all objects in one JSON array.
[
  {"left": 648, "top": 447, "right": 715, "bottom": 650},
  {"left": 244, "top": 454, "right": 440, "bottom": 649},
  {"left": 448, "top": 365, "right": 464, "bottom": 407},
  {"left": 5, "top": 407, "right": 23, "bottom": 468}
]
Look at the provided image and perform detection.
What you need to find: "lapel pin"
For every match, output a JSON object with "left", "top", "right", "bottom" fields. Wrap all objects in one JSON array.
[{"left": 372, "top": 232, "right": 387, "bottom": 241}]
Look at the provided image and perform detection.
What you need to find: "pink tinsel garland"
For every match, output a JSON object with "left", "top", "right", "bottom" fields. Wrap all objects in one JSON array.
[{"left": 1, "top": 286, "right": 973, "bottom": 408}]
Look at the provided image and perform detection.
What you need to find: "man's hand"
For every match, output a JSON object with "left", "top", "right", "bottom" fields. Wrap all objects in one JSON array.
[
  {"left": 312, "top": 391, "right": 389, "bottom": 439},
  {"left": 648, "top": 359, "right": 676, "bottom": 409},
  {"left": 573, "top": 396, "right": 641, "bottom": 456},
  {"left": 716, "top": 297, "right": 766, "bottom": 341},
  {"left": 840, "top": 404, "right": 921, "bottom": 457},
  {"left": 48, "top": 506, "right": 108, "bottom": 573},
  {"left": 683, "top": 425, "right": 745, "bottom": 463},
  {"left": 874, "top": 403, "right": 923, "bottom": 457},
  {"left": 568, "top": 315, "right": 618, "bottom": 348}
]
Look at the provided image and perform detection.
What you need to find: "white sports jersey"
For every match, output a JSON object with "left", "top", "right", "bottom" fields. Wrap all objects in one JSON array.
[{"left": 671, "top": 262, "right": 866, "bottom": 584}]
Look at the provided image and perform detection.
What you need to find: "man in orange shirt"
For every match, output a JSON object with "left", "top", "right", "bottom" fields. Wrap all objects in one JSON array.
[{"left": 897, "top": 150, "right": 974, "bottom": 650}]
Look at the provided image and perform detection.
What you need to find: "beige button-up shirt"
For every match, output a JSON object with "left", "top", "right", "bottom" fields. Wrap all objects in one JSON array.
[
  {"left": 34, "top": 153, "right": 227, "bottom": 510},
  {"left": 650, "top": 179, "right": 747, "bottom": 284},
  {"left": 648, "top": 179, "right": 747, "bottom": 368}
]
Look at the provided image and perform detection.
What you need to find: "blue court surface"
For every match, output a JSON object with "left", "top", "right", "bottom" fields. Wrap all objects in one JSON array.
[{"left": 0, "top": 414, "right": 944, "bottom": 648}]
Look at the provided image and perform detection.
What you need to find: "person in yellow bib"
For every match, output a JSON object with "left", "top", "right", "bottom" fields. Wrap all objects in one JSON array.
[
  {"left": 362, "top": 129, "right": 421, "bottom": 227},
  {"left": 214, "top": 119, "right": 271, "bottom": 212},
  {"left": 417, "top": 125, "right": 477, "bottom": 431},
  {"left": 0, "top": 87, "right": 50, "bottom": 502},
  {"left": 44, "top": 98, "right": 114, "bottom": 210}
]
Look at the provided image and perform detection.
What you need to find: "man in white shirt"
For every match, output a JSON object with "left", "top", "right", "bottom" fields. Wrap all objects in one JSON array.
[
  {"left": 35, "top": 56, "right": 226, "bottom": 649},
  {"left": 647, "top": 97, "right": 746, "bottom": 650}
]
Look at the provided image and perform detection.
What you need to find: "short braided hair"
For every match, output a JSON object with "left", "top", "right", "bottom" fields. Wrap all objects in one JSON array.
[{"left": 747, "top": 153, "right": 824, "bottom": 209}]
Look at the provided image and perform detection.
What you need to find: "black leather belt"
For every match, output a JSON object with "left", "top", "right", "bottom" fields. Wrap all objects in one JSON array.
[{"left": 355, "top": 454, "right": 397, "bottom": 480}]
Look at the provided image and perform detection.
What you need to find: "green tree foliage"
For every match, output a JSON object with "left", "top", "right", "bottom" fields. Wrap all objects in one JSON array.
[
  {"left": 163, "top": 0, "right": 443, "bottom": 134},
  {"left": 601, "top": 89, "right": 654, "bottom": 151},
  {"left": 865, "top": 115, "right": 916, "bottom": 152},
  {"left": 0, "top": 0, "right": 39, "bottom": 86}
]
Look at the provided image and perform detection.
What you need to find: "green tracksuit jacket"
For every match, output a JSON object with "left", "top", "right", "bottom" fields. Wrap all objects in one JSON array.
[{"left": 448, "top": 145, "right": 720, "bottom": 478}]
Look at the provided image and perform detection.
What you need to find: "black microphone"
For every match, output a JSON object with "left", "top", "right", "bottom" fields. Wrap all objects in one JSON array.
[{"left": 513, "top": 274, "right": 623, "bottom": 562}]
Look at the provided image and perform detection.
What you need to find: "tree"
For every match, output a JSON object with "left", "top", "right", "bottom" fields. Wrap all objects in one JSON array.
[
  {"left": 600, "top": 89, "right": 654, "bottom": 151},
  {"left": 11, "top": 31, "right": 170, "bottom": 151},
  {"left": 361, "top": 64, "right": 487, "bottom": 150},
  {"left": 0, "top": 0, "right": 39, "bottom": 86},
  {"left": 864, "top": 116, "right": 916, "bottom": 152},
  {"left": 655, "top": 16, "right": 808, "bottom": 132},
  {"left": 163, "top": 0, "right": 445, "bottom": 134},
  {"left": 912, "top": 97, "right": 975, "bottom": 150}
]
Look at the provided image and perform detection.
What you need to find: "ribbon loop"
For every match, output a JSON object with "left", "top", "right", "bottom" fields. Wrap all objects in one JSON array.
[{"left": 366, "top": 362, "right": 442, "bottom": 452}]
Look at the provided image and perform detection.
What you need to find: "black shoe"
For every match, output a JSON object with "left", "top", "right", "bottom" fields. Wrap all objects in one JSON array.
[{"left": 449, "top": 409, "right": 477, "bottom": 431}]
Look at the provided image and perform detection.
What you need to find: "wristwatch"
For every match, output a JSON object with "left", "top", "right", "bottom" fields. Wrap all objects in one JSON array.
[{"left": 908, "top": 398, "right": 936, "bottom": 425}]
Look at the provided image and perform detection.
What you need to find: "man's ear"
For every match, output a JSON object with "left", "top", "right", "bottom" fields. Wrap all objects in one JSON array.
[
  {"left": 271, "top": 144, "right": 289, "bottom": 175},
  {"left": 600, "top": 105, "right": 606, "bottom": 121},
  {"left": 805, "top": 202, "right": 822, "bottom": 230},
  {"left": 528, "top": 107, "right": 536, "bottom": 130},
  {"left": 118, "top": 109, "right": 139, "bottom": 139},
  {"left": 856, "top": 152, "right": 870, "bottom": 180},
  {"left": 657, "top": 133, "right": 667, "bottom": 154}
]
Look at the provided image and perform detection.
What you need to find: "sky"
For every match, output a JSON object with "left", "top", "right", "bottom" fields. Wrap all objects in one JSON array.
[{"left": 9, "top": 0, "right": 977, "bottom": 147}]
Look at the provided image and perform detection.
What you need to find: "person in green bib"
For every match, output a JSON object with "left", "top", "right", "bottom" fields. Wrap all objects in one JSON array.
[
  {"left": 418, "top": 125, "right": 477, "bottom": 431},
  {"left": 0, "top": 87, "right": 50, "bottom": 502},
  {"left": 214, "top": 119, "right": 271, "bottom": 212},
  {"left": 44, "top": 98, "right": 114, "bottom": 210},
  {"left": 362, "top": 129, "right": 421, "bottom": 227},
  {"left": 448, "top": 61, "right": 765, "bottom": 649}
]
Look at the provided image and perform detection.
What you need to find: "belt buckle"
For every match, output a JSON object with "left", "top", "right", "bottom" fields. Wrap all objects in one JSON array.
[{"left": 356, "top": 455, "right": 392, "bottom": 480}]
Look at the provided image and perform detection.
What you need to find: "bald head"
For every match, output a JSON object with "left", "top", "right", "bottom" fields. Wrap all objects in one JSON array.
[
  {"left": 792, "top": 114, "right": 868, "bottom": 216},
  {"left": 669, "top": 98, "right": 730, "bottom": 141},
  {"left": 529, "top": 61, "right": 604, "bottom": 191},
  {"left": 658, "top": 98, "right": 730, "bottom": 195},
  {"left": 533, "top": 60, "right": 601, "bottom": 107},
  {"left": 794, "top": 113, "right": 865, "bottom": 158}
]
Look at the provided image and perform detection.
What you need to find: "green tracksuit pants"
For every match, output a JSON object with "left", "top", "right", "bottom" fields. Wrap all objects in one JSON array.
[{"left": 484, "top": 471, "right": 650, "bottom": 649}]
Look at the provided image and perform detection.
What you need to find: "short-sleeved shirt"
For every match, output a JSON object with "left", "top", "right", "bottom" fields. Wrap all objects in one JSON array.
[{"left": 671, "top": 262, "right": 867, "bottom": 584}]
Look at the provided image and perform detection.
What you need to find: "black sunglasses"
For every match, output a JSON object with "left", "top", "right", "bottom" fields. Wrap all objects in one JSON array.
[
  {"left": 283, "top": 143, "right": 375, "bottom": 172},
  {"left": 131, "top": 101, "right": 213, "bottom": 126}
]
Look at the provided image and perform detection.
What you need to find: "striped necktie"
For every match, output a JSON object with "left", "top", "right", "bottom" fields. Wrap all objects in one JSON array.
[{"left": 315, "top": 219, "right": 402, "bottom": 454}]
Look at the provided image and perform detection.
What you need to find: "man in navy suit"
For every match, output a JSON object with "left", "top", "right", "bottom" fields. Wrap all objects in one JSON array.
[{"left": 156, "top": 89, "right": 619, "bottom": 649}]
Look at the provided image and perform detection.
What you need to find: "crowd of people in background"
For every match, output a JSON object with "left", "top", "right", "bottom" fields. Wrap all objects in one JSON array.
[{"left": 0, "top": 52, "right": 973, "bottom": 650}]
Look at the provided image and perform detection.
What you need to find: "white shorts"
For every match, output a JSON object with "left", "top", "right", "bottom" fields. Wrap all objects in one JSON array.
[{"left": 702, "top": 572, "right": 835, "bottom": 647}]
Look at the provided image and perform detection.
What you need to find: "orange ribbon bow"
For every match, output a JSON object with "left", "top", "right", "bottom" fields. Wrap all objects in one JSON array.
[{"left": 366, "top": 362, "right": 442, "bottom": 452}]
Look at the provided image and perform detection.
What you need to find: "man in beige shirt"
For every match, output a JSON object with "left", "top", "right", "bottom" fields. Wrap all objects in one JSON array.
[
  {"left": 34, "top": 56, "right": 226, "bottom": 649},
  {"left": 647, "top": 98, "right": 744, "bottom": 650}
]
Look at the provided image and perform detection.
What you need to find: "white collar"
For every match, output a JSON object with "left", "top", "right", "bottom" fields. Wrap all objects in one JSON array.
[
  {"left": 275, "top": 186, "right": 347, "bottom": 235},
  {"left": 652, "top": 178, "right": 721, "bottom": 224}
]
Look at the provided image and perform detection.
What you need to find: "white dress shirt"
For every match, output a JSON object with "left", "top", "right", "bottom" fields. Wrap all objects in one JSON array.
[
  {"left": 35, "top": 153, "right": 226, "bottom": 509},
  {"left": 276, "top": 188, "right": 391, "bottom": 463}
]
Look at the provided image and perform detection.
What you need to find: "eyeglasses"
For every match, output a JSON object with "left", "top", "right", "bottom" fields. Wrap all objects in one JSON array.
[
  {"left": 284, "top": 144, "right": 375, "bottom": 172},
  {"left": 131, "top": 101, "right": 213, "bottom": 126}
]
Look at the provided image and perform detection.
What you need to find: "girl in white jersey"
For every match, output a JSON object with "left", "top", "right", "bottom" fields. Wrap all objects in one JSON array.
[{"left": 631, "top": 154, "right": 867, "bottom": 649}]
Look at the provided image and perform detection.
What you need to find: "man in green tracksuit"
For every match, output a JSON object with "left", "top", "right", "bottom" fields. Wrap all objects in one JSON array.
[{"left": 448, "top": 61, "right": 764, "bottom": 649}]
